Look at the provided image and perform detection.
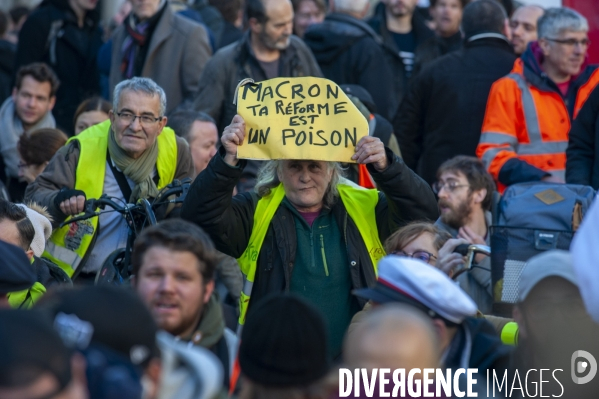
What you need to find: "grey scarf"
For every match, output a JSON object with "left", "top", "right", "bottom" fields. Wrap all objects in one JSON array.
[
  {"left": 0, "top": 97, "right": 56, "bottom": 178},
  {"left": 107, "top": 128, "right": 160, "bottom": 202}
]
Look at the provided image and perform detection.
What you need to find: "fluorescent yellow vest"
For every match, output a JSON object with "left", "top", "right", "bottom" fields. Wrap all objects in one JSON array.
[
  {"left": 7, "top": 282, "right": 46, "bottom": 309},
  {"left": 236, "top": 183, "right": 386, "bottom": 325},
  {"left": 43, "top": 120, "right": 178, "bottom": 276}
]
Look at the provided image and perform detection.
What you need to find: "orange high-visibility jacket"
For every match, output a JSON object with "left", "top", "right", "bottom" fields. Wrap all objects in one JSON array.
[{"left": 477, "top": 51, "right": 599, "bottom": 191}]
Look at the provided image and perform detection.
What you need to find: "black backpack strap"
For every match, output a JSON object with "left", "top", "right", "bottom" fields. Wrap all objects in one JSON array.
[{"left": 106, "top": 150, "right": 133, "bottom": 202}]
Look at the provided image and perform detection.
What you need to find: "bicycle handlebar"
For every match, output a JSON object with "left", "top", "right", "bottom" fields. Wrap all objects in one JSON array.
[
  {"left": 59, "top": 179, "right": 191, "bottom": 228},
  {"left": 452, "top": 244, "right": 491, "bottom": 280}
]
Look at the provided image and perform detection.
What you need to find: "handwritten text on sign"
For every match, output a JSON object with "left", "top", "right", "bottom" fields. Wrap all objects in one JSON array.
[{"left": 236, "top": 77, "right": 368, "bottom": 162}]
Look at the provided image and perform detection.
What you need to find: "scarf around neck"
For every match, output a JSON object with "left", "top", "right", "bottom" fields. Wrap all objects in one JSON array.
[
  {"left": 120, "top": 0, "right": 166, "bottom": 78},
  {"left": 107, "top": 128, "right": 160, "bottom": 202}
]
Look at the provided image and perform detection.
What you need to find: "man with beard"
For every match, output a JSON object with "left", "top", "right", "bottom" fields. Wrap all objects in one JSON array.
[
  {"left": 511, "top": 250, "right": 599, "bottom": 398},
  {"left": 133, "top": 219, "right": 237, "bottom": 388},
  {"left": 510, "top": 5, "right": 544, "bottom": 56},
  {"left": 433, "top": 156, "right": 496, "bottom": 313},
  {"left": 192, "top": 0, "right": 322, "bottom": 191}
]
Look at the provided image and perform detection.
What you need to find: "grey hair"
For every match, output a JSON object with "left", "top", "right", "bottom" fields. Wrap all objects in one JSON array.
[
  {"left": 538, "top": 7, "right": 588, "bottom": 39},
  {"left": 254, "top": 160, "right": 346, "bottom": 209},
  {"left": 113, "top": 77, "right": 167, "bottom": 116}
]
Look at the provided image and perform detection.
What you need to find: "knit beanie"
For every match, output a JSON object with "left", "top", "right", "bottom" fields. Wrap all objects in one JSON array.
[
  {"left": 16, "top": 204, "right": 52, "bottom": 257},
  {"left": 238, "top": 293, "right": 330, "bottom": 387}
]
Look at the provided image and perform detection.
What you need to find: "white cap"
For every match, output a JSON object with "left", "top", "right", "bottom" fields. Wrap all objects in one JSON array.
[
  {"left": 16, "top": 204, "right": 52, "bottom": 257},
  {"left": 354, "top": 256, "right": 477, "bottom": 324},
  {"left": 518, "top": 250, "right": 578, "bottom": 302}
]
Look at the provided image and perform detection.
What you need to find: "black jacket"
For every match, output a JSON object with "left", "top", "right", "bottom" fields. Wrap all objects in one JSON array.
[
  {"left": 412, "top": 30, "right": 462, "bottom": 76},
  {"left": 181, "top": 148, "right": 438, "bottom": 315},
  {"left": 304, "top": 13, "right": 395, "bottom": 119},
  {"left": 394, "top": 36, "right": 516, "bottom": 184},
  {"left": 14, "top": 0, "right": 102, "bottom": 135},
  {"left": 368, "top": 3, "right": 434, "bottom": 117},
  {"left": 566, "top": 85, "right": 599, "bottom": 188},
  {"left": 0, "top": 40, "right": 15, "bottom": 105}
]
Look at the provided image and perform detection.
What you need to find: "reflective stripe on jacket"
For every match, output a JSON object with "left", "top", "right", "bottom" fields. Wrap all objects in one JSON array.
[
  {"left": 235, "top": 182, "right": 386, "bottom": 325},
  {"left": 477, "top": 57, "right": 599, "bottom": 191},
  {"left": 43, "top": 120, "right": 178, "bottom": 276}
]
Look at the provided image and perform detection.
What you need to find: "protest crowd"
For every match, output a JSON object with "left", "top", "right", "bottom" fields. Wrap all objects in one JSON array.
[{"left": 3, "top": 0, "right": 599, "bottom": 398}]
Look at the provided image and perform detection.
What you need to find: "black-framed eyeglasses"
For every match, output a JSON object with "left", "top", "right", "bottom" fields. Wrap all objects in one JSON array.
[
  {"left": 546, "top": 38, "right": 591, "bottom": 48},
  {"left": 432, "top": 181, "right": 469, "bottom": 194},
  {"left": 391, "top": 250, "right": 437, "bottom": 263},
  {"left": 116, "top": 111, "right": 163, "bottom": 126}
]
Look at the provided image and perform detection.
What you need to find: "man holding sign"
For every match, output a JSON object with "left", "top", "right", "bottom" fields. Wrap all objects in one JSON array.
[{"left": 182, "top": 108, "right": 437, "bottom": 358}]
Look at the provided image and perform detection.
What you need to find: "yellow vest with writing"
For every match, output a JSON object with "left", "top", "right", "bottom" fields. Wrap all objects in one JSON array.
[
  {"left": 236, "top": 183, "right": 386, "bottom": 325},
  {"left": 43, "top": 120, "right": 178, "bottom": 277}
]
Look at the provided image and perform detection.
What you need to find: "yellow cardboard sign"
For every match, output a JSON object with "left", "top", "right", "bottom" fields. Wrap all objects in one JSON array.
[{"left": 235, "top": 77, "right": 368, "bottom": 162}]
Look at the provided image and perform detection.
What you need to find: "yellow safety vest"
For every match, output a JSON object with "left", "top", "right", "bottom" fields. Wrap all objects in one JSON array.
[
  {"left": 43, "top": 120, "right": 178, "bottom": 276},
  {"left": 236, "top": 182, "right": 386, "bottom": 325},
  {"left": 7, "top": 282, "right": 46, "bottom": 309},
  {"left": 7, "top": 257, "right": 46, "bottom": 309}
]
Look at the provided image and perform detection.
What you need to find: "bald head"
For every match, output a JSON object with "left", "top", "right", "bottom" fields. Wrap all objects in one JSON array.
[
  {"left": 344, "top": 304, "right": 440, "bottom": 370},
  {"left": 331, "top": 0, "right": 369, "bottom": 18},
  {"left": 510, "top": 5, "right": 544, "bottom": 55}
]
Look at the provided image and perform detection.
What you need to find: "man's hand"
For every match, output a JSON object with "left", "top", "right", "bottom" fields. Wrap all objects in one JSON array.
[
  {"left": 436, "top": 238, "right": 469, "bottom": 278},
  {"left": 59, "top": 195, "right": 86, "bottom": 216},
  {"left": 352, "top": 136, "right": 388, "bottom": 172},
  {"left": 54, "top": 189, "right": 86, "bottom": 216},
  {"left": 222, "top": 115, "right": 246, "bottom": 166},
  {"left": 458, "top": 226, "right": 485, "bottom": 245},
  {"left": 458, "top": 226, "right": 487, "bottom": 264}
]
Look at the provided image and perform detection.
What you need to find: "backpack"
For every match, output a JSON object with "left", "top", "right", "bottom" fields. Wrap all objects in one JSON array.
[{"left": 490, "top": 182, "right": 595, "bottom": 312}]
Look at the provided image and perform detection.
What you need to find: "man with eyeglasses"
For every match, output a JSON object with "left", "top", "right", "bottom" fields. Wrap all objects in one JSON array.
[
  {"left": 432, "top": 156, "right": 496, "bottom": 313},
  {"left": 25, "top": 77, "right": 194, "bottom": 281},
  {"left": 477, "top": 7, "right": 599, "bottom": 192}
]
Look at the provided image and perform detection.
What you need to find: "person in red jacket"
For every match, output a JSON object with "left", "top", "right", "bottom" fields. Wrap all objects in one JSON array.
[{"left": 477, "top": 7, "right": 599, "bottom": 192}]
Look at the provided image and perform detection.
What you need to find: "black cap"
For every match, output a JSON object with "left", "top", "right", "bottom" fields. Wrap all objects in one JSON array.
[
  {"left": 42, "top": 286, "right": 159, "bottom": 368},
  {"left": 0, "top": 309, "right": 72, "bottom": 390},
  {"left": 0, "top": 239, "right": 36, "bottom": 294},
  {"left": 239, "top": 294, "right": 330, "bottom": 387},
  {"left": 341, "top": 84, "right": 377, "bottom": 113}
]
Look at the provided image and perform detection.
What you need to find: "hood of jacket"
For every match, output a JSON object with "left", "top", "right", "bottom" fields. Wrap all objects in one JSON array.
[
  {"left": 156, "top": 331, "right": 223, "bottom": 399},
  {"left": 183, "top": 294, "right": 225, "bottom": 350},
  {"left": 444, "top": 317, "right": 512, "bottom": 371},
  {"left": 304, "top": 13, "right": 381, "bottom": 64}
]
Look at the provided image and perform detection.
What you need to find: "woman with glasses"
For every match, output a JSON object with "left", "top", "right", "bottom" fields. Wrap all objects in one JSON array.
[{"left": 385, "top": 221, "right": 451, "bottom": 267}]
